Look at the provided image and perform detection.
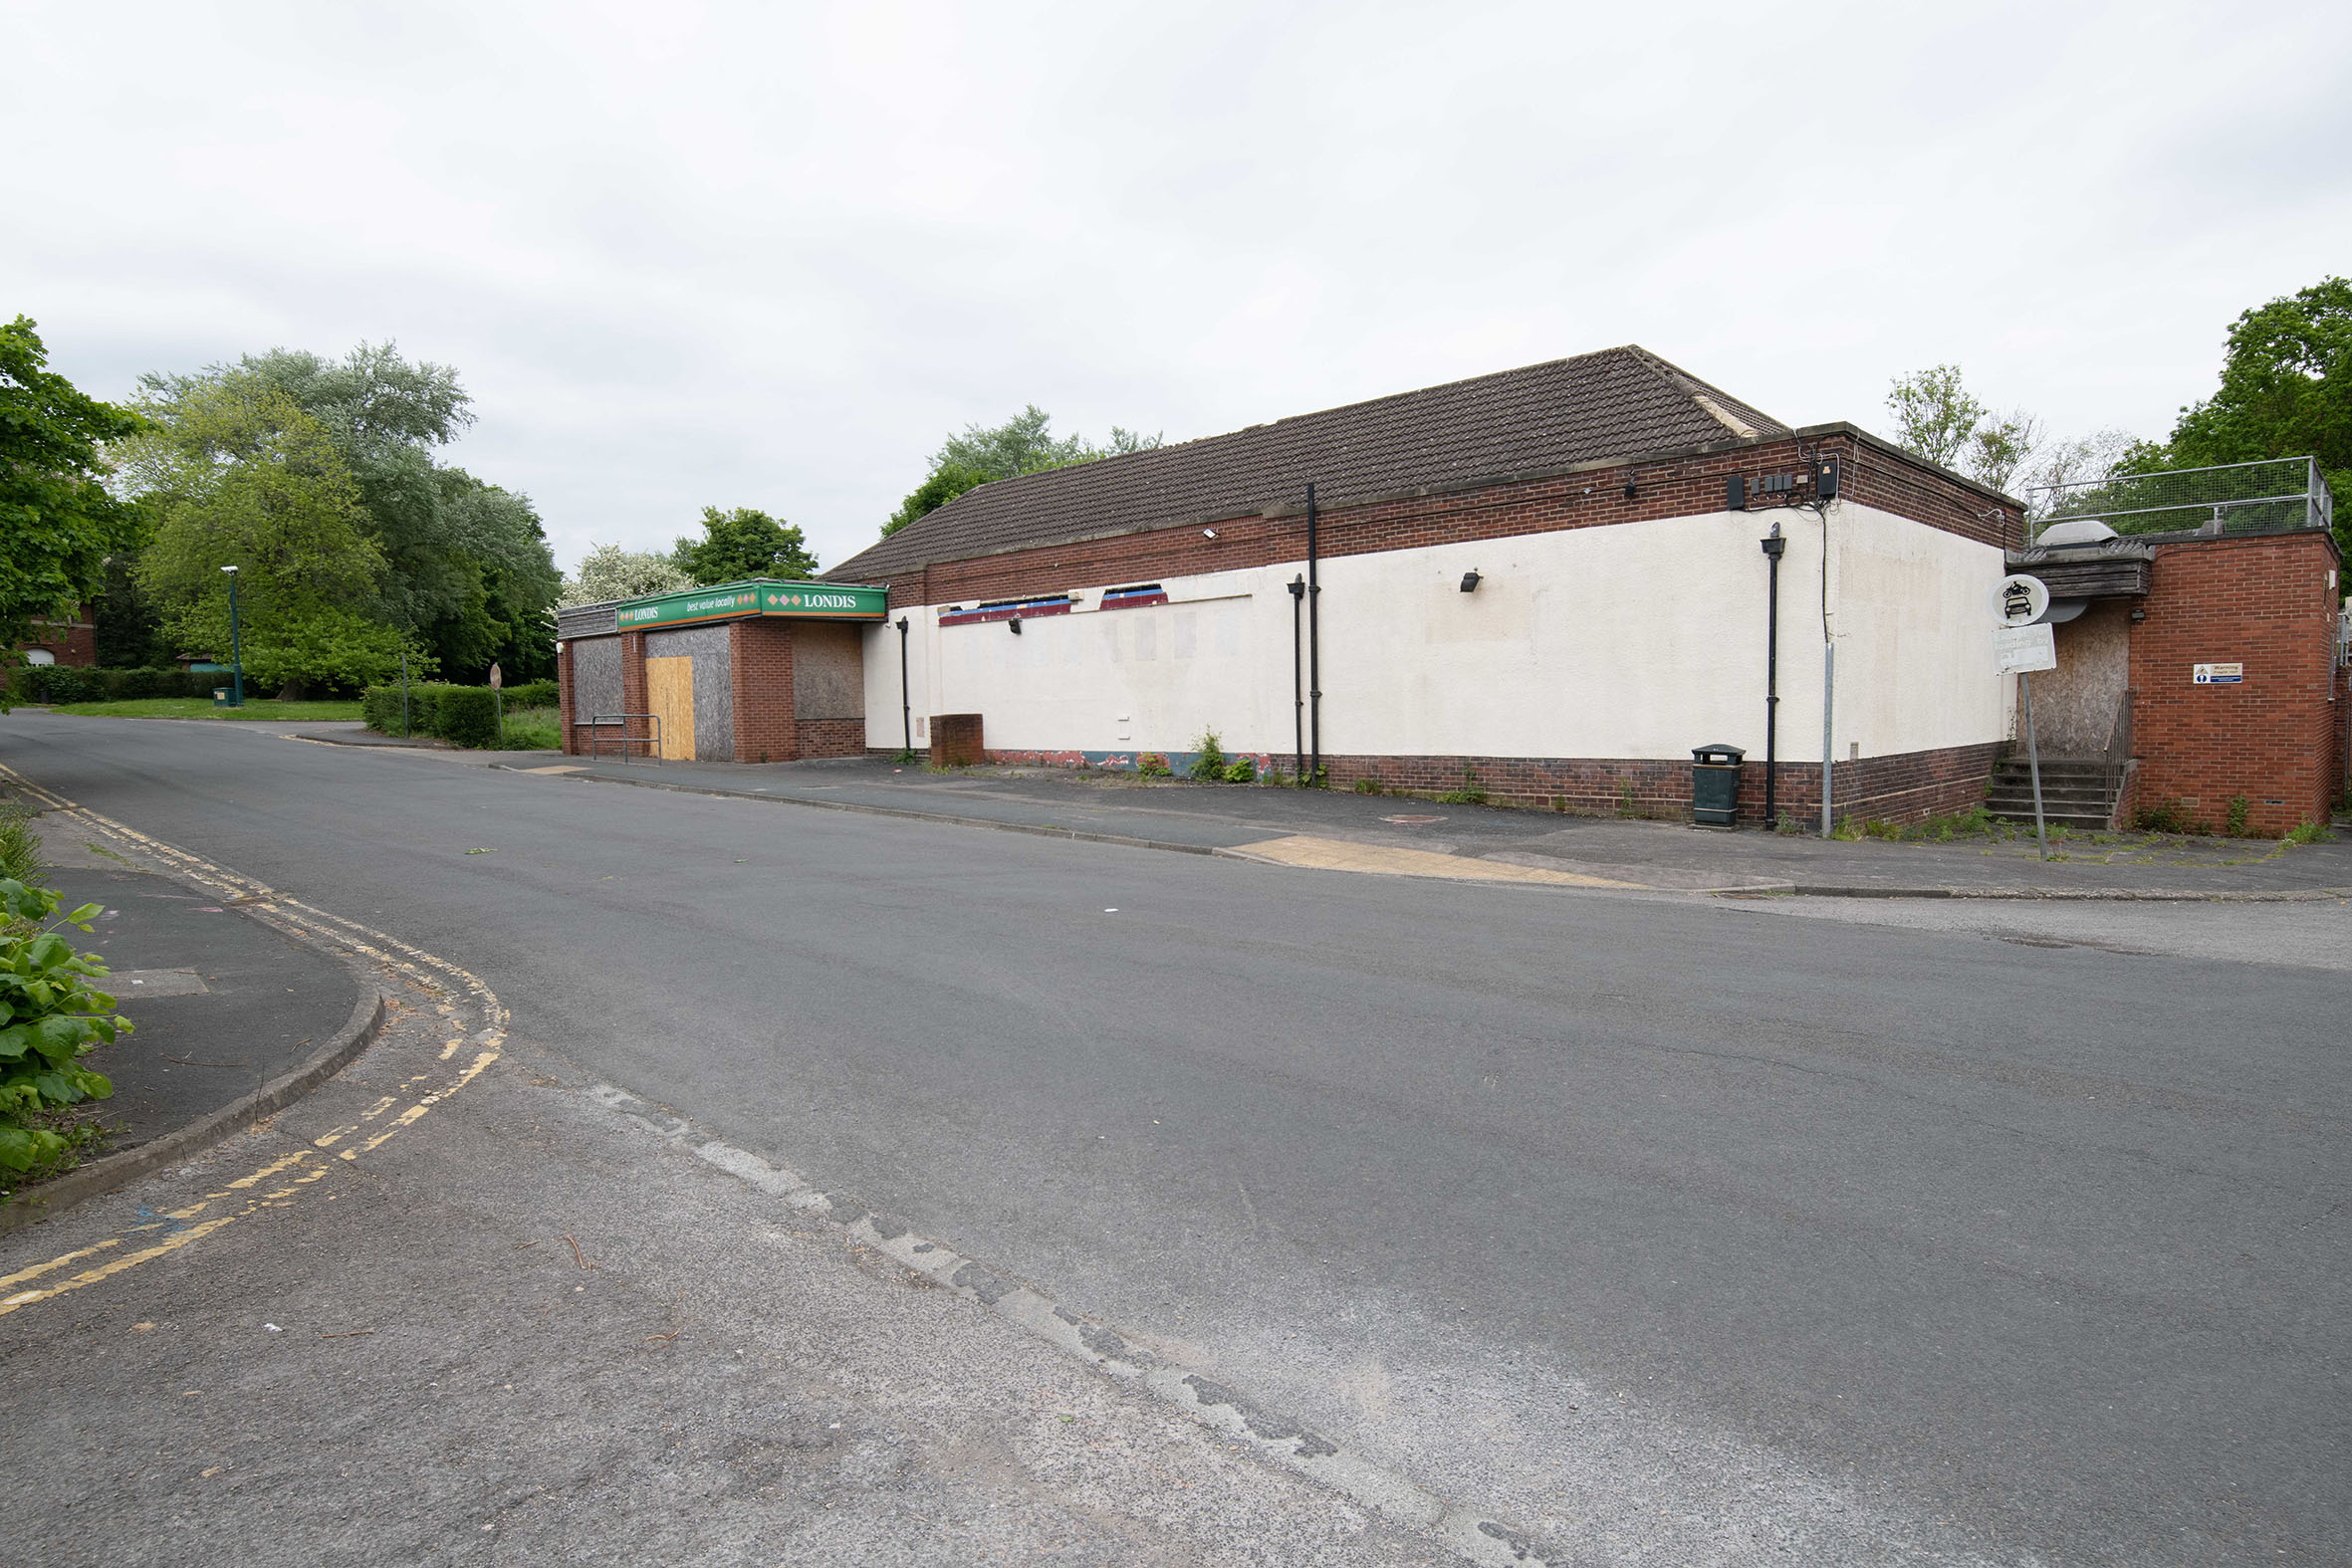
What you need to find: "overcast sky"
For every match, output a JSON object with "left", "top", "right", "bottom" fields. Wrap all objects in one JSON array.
[{"left": 9, "top": 1, "right": 2349, "bottom": 577}]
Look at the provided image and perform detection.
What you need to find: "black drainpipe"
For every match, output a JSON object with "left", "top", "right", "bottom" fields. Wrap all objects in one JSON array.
[
  {"left": 1306, "top": 482, "right": 1321, "bottom": 784},
  {"left": 895, "top": 614, "right": 912, "bottom": 753},
  {"left": 1761, "top": 524, "right": 1784, "bottom": 826},
  {"left": 1288, "top": 574, "right": 1305, "bottom": 782}
]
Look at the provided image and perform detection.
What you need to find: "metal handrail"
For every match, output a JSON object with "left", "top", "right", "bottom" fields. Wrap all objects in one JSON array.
[{"left": 578, "top": 713, "right": 661, "bottom": 764}]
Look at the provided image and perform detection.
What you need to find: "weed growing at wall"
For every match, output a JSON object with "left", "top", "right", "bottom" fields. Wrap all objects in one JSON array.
[
  {"left": 1437, "top": 765, "right": 1488, "bottom": 805},
  {"left": 0, "top": 796, "right": 43, "bottom": 886},
  {"left": 1354, "top": 778, "right": 1384, "bottom": 794},
  {"left": 1188, "top": 731, "right": 1229, "bottom": 782},
  {"left": 1223, "top": 757, "right": 1257, "bottom": 784},
  {"left": 1615, "top": 780, "right": 1638, "bottom": 818},
  {"left": 2285, "top": 818, "right": 2331, "bottom": 844},
  {"left": 1135, "top": 753, "right": 1171, "bottom": 778},
  {"left": 2225, "top": 794, "right": 2252, "bottom": 837}
]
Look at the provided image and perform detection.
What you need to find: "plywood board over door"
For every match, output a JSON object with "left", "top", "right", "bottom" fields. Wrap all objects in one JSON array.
[{"left": 646, "top": 656, "right": 695, "bottom": 761}]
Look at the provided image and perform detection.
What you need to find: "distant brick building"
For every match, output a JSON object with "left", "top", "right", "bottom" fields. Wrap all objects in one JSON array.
[{"left": 12, "top": 603, "right": 96, "bottom": 668}]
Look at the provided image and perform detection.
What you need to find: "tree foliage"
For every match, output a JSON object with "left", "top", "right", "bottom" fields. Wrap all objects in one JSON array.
[
  {"left": 882, "top": 405, "right": 1163, "bottom": 537},
  {"left": 671, "top": 506, "right": 819, "bottom": 584},
  {"left": 0, "top": 878, "right": 123, "bottom": 1178},
  {"left": 560, "top": 544, "right": 693, "bottom": 606},
  {"left": 135, "top": 344, "right": 560, "bottom": 682},
  {"left": 1883, "top": 365, "right": 2040, "bottom": 495},
  {"left": 123, "top": 374, "right": 423, "bottom": 694},
  {"left": 2161, "top": 276, "right": 2352, "bottom": 565},
  {"left": 0, "top": 318, "right": 145, "bottom": 659}
]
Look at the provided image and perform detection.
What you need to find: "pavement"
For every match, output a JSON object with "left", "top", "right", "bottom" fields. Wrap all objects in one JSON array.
[
  {"left": 4, "top": 711, "right": 2349, "bottom": 1566},
  {"left": 9, "top": 833, "right": 359, "bottom": 1157},
  {"left": 294, "top": 725, "right": 2352, "bottom": 899}
]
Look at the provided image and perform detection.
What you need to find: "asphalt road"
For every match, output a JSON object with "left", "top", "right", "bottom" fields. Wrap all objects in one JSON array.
[{"left": 5, "top": 713, "right": 2346, "bottom": 1565}]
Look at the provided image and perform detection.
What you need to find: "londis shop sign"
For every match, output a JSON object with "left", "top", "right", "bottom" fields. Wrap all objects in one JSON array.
[{"left": 615, "top": 580, "right": 888, "bottom": 629}]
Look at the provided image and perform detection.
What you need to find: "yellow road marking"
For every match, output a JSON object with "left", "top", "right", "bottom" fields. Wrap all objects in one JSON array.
[
  {"left": 1229, "top": 834, "right": 1647, "bottom": 887},
  {"left": 0, "top": 763, "right": 508, "bottom": 1318}
]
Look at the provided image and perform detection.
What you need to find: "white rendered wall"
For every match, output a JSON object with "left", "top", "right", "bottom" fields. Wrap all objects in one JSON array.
[{"left": 863, "top": 503, "right": 2010, "bottom": 765}]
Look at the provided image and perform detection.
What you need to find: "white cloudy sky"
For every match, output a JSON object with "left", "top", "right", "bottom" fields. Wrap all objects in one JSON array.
[{"left": 9, "top": 1, "right": 2349, "bottom": 577}]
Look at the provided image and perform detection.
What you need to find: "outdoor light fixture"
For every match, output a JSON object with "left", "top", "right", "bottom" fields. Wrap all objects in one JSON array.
[
  {"left": 1623, "top": 480, "right": 1639, "bottom": 500},
  {"left": 1008, "top": 616, "right": 1023, "bottom": 634},
  {"left": 1761, "top": 522, "right": 1785, "bottom": 560},
  {"left": 1460, "top": 570, "right": 1482, "bottom": 593},
  {"left": 217, "top": 564, "right": 245, "bottom": 706},
  {"left": 1202, "top": 528, "right": 1219, "bottom": 539}
]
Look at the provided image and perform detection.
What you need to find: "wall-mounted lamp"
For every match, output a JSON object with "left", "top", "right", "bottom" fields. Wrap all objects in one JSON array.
[
  {"left": 1459, "top": 570, "right": 1482, "bottom": 593},
  {"left": 1008, "top": 616, "right": 1023, "bottom": 634},
  {"left": 1623, "top": 480, "right": 1639, "bottom": 500},
  {"left": 1761, "top": 521, "right": 1785, "bottom": 560},
  {"left": 1202, "top": 528, "right": 1219, "bottom": 539}
]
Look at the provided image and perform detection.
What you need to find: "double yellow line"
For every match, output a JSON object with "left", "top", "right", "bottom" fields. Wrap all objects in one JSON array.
[{"left": 0, "top": 763, "right": 506, "bottom": 1317}]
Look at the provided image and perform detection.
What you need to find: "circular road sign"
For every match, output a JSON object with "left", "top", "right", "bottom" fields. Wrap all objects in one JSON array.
[{"left": 1992, "top": 573, "right": 2050, "bottom": 628}]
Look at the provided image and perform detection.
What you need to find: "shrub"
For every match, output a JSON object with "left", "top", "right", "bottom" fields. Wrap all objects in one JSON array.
[
  {"left": 1135, "top": 753, "right": 1171, "bottom": 778},
  {"left": 1188, "top": 730, "right": 1229, "bottom": 782},
  {"left": 2226, "top": 794, "right": 2251, "bottom": 837},
  {"left": 359, "top": 682, "right": 516, "bottom": 748},
  {"left": 1354, "top": 778, "right": 1384, "bottom": 794},
  {"left": 0, "top": 879, "right": 124, "bottom": 1180},
  {"left": 6, "top": 665, "right": 237, "bottom": 705},
  {"left": 2135, "top": 800, "right": 2192, "bottom": 835},
  {"left": 1223, "top": 757, "right": 1257, "bottom": 784},
  {"left": 2285, "top": 817, "right": 2331, "bottom": 844}
]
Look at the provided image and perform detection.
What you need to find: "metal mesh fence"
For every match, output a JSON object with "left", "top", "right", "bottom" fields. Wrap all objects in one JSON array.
[{"left": 2025, "top": 456, "right": 2332, "bottom": 543}]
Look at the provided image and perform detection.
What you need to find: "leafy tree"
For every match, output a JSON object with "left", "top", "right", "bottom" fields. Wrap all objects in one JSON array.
[
  {"left": 91, "top": 555, "right": 172, "bottom": 668},
  {"left": 2162, "top": 276, "right": 2352, "bottom": 565},
  {"left": 0, "top": 318, "right": 145, "bottom": 667},
  {"left": 560, "top": 544, "right": 693, "bottom": 606},
  {"left": 125, "top": 374, "right": 424, "bottom": 694},
  {"left": 671, "top": 506, "right": 819, "bottom": 584},
  {"left": 137, "top": 343, "right": 560, "bottom": 681},
  {"left": 1885, "top": 365, "right": 2043, "bottom": 497},
  {"left": 883, "top": 406, "right": 1162, "bottom": 537}
]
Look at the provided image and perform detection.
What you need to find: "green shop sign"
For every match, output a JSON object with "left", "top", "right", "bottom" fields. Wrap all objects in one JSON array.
[{"left": 614, "top": 579, "right": 887, "bottom": 629}]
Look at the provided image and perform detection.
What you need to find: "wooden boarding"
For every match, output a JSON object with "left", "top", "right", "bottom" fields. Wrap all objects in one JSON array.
[{"left": 646, "top": 657, "right": 695, "bottom": 761}]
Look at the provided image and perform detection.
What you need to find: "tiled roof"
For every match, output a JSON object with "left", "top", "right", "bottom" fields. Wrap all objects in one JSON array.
[{"left": 829, "top": 345, "right": 1785, "bottom": 582}]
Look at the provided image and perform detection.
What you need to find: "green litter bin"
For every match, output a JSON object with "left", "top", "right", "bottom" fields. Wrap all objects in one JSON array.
[
  {"left": 1691, "top": 743, "right": 1746, "bottom": 827},
  {"left": 213, "top": 688, "right": 233, "bottom": 707}
]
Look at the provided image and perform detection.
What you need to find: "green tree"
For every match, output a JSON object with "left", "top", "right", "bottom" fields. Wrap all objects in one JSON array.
[
  {"left": 560, "top": 544, "right": 692, "bottom": 606},
  {"left": 882, "top": 406, "right": 1162, "bottom": 537},
  {"left": 0, "top": 318, "right": 145, "bottom": 669},
  {"left": 2162, "top": 276, "right": 2352, "bottom": 565},
  {"left": 137, "top": 343, "right": 560, "bottom": 681},
  {"left": 1885, "top": 365, "right": 2040, "bottom": 496},
  {"left": 671, "top": 506, "right": 820, "bottom": 584},
  {"left": 125, "top": 374, "right": 423, "bottom": 694}
]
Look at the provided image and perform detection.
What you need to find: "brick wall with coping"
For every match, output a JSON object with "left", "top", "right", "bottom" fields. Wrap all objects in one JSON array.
[{"left": 2126, "top": 531, "right": 2341, "bottom": 835}]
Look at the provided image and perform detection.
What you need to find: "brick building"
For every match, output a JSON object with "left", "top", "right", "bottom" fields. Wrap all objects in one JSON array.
[
  {"left": 12, "top": 603, "right": 97, "bottom": 668},
  {"left": 557, "top": 345, "right": 2346, "bottom": 828}
]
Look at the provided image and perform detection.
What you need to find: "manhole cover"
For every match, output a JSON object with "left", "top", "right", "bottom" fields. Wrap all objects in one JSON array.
[{"left": 1380, "top": 814, "right": 1445, "bottom": 825}]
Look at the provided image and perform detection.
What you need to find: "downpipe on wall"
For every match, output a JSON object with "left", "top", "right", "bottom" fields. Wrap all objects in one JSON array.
[
  {"left": 1306, "top": 482, "right": 1322, "bottom": 785},
  {"left": 1288, "top": 573, "right": 1306, "bottom": 781},
  {"left": 895, "top": 614, "right": 912, "bottom": 754},
  {"left": 1761, "top": 524, "right": 1783, "bottom": 827}
]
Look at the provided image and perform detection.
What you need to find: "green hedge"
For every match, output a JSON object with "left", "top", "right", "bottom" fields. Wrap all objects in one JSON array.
[
  {"left": 361, "top": 681, "right": 547, "bottom": 749},
  {"left": 6, "top": 666, "right": 242, "bottom": 704}
]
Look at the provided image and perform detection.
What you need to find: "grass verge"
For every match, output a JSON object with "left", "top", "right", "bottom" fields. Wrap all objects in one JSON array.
[{"left": 51, "top": 698, "right": 364, "bottom": 722}]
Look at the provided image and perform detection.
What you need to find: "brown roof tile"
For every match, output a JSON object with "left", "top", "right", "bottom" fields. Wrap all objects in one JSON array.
[{"left": 828, "top": 344, "right": 1785, "bottom": 582}]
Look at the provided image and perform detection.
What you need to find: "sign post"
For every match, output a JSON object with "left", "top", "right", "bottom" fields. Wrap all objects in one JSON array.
[{"left": 1992, "top": 574, "right": 2055, "bottom": 861}]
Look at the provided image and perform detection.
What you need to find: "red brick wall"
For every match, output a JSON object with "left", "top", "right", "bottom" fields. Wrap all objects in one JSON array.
[
  {"left": 620, "top": 632, "right": 649, "bottom": 754},
  {"left": 2127, "top": 533, "right": 2340, "bottom": 835},
  {"left": 731, "top": 619, "right": 797, "bottom": 763},
  {"left": 878, "top": 431, "right": 2006, "bottom": 614},
  {"left": 795, "top": 718, "right": 864, "bottom": 759},
  {"left": 15, "top": 604, "right": 97, "bottom": 668},
  {"left": 558, "top": 640, "right": 578, "bottom": 755}
]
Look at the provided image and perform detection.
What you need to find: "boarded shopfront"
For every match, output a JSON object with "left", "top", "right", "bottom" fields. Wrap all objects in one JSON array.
[{"left": 556, "top": 580, "right": 884, "bottom": 763}]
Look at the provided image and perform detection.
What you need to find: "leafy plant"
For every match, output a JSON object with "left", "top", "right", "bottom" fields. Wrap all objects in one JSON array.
[
  {"left": 1223, "top": 757, "right": 1257, "bottom": 784},
  {"left": 2285, "top": 817, "right": 2331, "bottom": 844},
  {"left": 2225, "top": 794, "right": 2251, "bottom": 837},
  {"left": 1135, "top": 753, "right": 1171, "bottom": 778},
  {"left": 0, "top": 880, "right": 124, "bottom": 1179},
  {"left": 0, "top": 795, "right": 42, "bottom": 886},
  {"left": 1354, "top": 778, "right": 1384, "bottom": 795},
  {"left": 2135, "top": 800, "right": 2192, "bottom": 835},
  {"left": 1188, "top": 731, "right": 1229, "bottom": 782},
  {"left": 1437, "top": 765, "right": 1488, "bottom": 806},
  {"left": 1615, "top": 779, "right": 1637, "bottom": 818}
]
